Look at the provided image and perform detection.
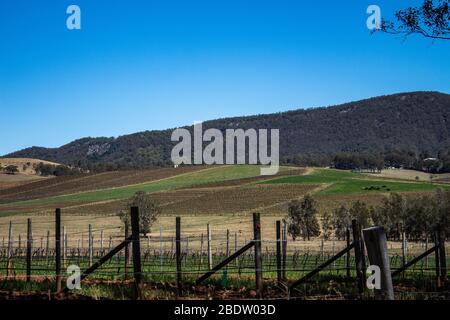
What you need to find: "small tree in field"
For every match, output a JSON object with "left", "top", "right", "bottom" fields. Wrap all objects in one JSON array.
[
  {"left": 118, "top": 191, "right": 161, "bottom": 236},
  {"left": 287, "top": 195, "right": 320, "bottom": 241},
  {"left": 3, "top": 165, "right": 19, "bottom": 175}
]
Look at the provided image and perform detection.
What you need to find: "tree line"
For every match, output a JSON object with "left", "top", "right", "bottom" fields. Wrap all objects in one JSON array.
[
  {"left": 283, "top": 149, "right": 450, "bottom": 174},
  {"left": 286, "top": 190, "right": 450, "bottom": 242}
]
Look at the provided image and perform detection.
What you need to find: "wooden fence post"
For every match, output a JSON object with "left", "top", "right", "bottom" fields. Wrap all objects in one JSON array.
[
  {"left": 362, "top": 226, "right": 394, "bottom": 300},
  {"left": 438, "top": 227, "right": 447, "bottom": 285},
  {"left": 124, "top": 221, "right": 129, "bottom": 279},
  {"left": 346, "top": 228, "right": 351, "bottom": 278},
  {"left": 207, "top": 224, "right": 212, "bottom": 271},
  {"left": 130, "top": 207, "right": 142, "bottom": 300},
  {"left": 253, "top": 212, "right": 263, "bottom": 298},
  {"left": 276, "top": 220, "right": 282, "bottom": 284},
  {"left": 282, "top": 221, "right": 287, "bottom": 281},
  {"left": 352, "top": 219, "right": 364, "bottom": 298},
  {"left": 26, "top": 218, "right": 32, "bottom": 282},
  {"left": 176, "top": 217, "right": 182, "bottom": 297},
  {"left": 55, "top": 208, "right": 62, "bottom": 293},
  {"left": 435, "top": 227, "right": 447, "bottom": 287}
]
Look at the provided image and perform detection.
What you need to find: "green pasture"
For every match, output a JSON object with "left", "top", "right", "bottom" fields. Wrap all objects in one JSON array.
[{"left": 262, "top": 168, "right": 450, "bottom": 195}]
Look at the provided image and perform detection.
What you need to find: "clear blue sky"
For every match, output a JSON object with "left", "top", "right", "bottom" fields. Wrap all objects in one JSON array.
[{"left": 1, "top": 0, "right": 449, "bottom": 155}]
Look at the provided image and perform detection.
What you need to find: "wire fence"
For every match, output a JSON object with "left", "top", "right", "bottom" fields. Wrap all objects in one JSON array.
[{"left": 0, "top": 225, "right": 447, "bottom": 280}]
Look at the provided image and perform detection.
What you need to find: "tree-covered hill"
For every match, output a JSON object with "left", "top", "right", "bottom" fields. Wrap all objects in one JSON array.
[{"left": 5, "top": 91, "right": 450, "bottom": 171}]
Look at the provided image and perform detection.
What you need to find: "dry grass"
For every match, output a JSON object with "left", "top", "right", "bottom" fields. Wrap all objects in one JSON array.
[
  {"left": 0, "top": 158, "right": 60, "bottom": 175},
  {"left": 366, "top": 168, "right": 450, "bottom": 183}
]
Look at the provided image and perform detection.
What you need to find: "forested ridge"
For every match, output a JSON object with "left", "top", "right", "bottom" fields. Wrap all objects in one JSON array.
[{"left": 5, "top": 91, "right": 450, "bottom": 172}]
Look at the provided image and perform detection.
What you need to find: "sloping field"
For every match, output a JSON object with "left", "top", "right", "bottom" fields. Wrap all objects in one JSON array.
[
  {"left": 366, "top": 169, "right": 450, "bottom": 183},
  {"left": 0, "top": 173, "right": 49, "bottom": 191},
  {"left": 263, "top": 168, "right": 450, "bottom": 195},
  {"left": 0, "top": 165, "right": 294, "bottom": 214},
  {"left": 0, "top": 166, "right": 203, "bottom": 203},
  {"left": 0, "top": 157, "right": 60, "bottom": 175}
]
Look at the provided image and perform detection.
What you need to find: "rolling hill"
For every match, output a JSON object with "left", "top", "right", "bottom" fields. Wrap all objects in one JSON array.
[{"left": 4, "top": 91, "right": 450, "bottom": 168}]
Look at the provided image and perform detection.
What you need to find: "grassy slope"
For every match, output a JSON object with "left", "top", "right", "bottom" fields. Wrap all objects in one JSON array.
[
  {"left": 0, "top": 165, "right": 267, "bottom": 209},
  {"left": 262, "top": 168, "right": 450, "bottom": 195}
]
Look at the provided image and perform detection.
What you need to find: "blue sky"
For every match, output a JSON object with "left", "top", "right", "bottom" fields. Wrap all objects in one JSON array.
[{"left": 0, "top": 0, "right": 449, "bottom": 155}]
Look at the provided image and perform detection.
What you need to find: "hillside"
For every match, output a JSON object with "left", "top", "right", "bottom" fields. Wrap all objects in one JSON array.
[
  {"left": 0, "top": 158, "right": 60, "bottom": 175},
  {"left": 0, "top": 158, "right": 58, "bottom": 190},
  {"left": 4, "top": 91, "right": 450, "bottom": 169}
]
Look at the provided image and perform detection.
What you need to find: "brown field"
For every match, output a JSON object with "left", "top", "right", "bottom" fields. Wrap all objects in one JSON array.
[
  {"left": 0, "top": 166, "right": 204, "bottom": 203},
  {"left": 0, "top": 173, "right": 50, "bottom": 191}
]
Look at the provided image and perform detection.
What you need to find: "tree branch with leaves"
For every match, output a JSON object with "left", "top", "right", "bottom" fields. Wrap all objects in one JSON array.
[{"left": 378, "top": 0, "right": 450, "bottom": 40}]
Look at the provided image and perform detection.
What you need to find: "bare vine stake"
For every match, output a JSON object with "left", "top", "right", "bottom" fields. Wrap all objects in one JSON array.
[
  {"left": 62, "top": 226, "right": 66, "bottom": 267},
  {"left": 320, "top": 239, "right": 324, "bottom": 260},
  {"left": 64, "top": 232, "right": 68, "bottom": 267},
  {"left": 176, "top": 217, "right": 182, "bottom": 297},
  {"left": 199, "top": 233, "right": 204, "bottom": 270},
  {"left": 77, "top": 239, "right": 81, "bottom": 264},
  {"left": 332, "top": 238, "right": 336, "bottom": 271},
  {"left": 160, "top": 227, "right": 163, "bottom": 272},
  {"left": 276, "top": 220, "right": 282, "bottom": 284},
  {"left": 207, "top": 224, "right": 212, "bottom": 271},
  {"left": 46, "top": 230, "right": 50, "bottom": 261},
  {"left": 282, "top": 222, "right": 287, "bottom": 281},
  {"left": 226, "top": 229, "right": 230, "bottom": 256},
  {"left": 234, "top": 232, "right": 238, "bottom": 268},
  {"left": 26, "top": 218, "right": 32, "bottom": 282},
  {"left": 186, "top": 236, "right": 189, "bottom": 266},
  {"left": 100, "top": 230, "right": 104, "bottom": 256},
  {"left": 6, "top": 221, "right": 12, "bottom": 277},
  {"left": 225, "top": 229, "right": 230, "bottom": 271},
  {"left": 88, "top": 224, "right": 93, "bottom": 265}
]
